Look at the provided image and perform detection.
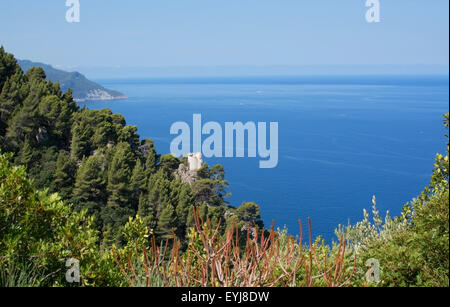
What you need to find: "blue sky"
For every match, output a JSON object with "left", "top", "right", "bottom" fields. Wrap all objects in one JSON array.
[{"left": 0, "top": 0, "right": 448, "bottom": 69}]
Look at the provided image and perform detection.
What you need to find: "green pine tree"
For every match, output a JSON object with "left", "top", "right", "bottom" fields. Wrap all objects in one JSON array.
[
  {"left": 144, "top": 138, "right": 159, "bottom": 175},
  {"left": 157, "top": 203, "right": 177, "bottom": 240},
  {"left": 130, "top": 159, "right": 147, "bottom": 208},
  {"left": 15, "top": 138, "right": 33, "bottom": 167},
  {"left": 52, "top": 150, "right": 77, "bottom": 200},
  {"left": 106, "top": 142, "right": 135, "bottom": 208},
  {"left": 72, "top": 154, "right": 106, "bottom": 225}
]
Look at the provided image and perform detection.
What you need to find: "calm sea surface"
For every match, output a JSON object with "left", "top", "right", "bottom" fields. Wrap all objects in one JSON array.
[{"left": 80, "top": 75, "right": 449, "bottom": 242}]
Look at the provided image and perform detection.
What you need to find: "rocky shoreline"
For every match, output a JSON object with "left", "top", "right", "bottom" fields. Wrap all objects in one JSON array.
[{"left": 73, "top": 89, "right": 128, "bottom": 102}]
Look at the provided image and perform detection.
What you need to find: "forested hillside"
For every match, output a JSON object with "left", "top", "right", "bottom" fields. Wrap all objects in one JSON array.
[
  {"left": 0, "top": 47, "right": 448, "bottom": 287},
  {"left": 0, "top": 47, "right": 262, "bottom": 249}
]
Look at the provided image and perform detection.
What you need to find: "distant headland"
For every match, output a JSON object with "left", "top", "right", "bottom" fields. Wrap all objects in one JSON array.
[{"left": 18, "top": 59, "right": 127, "bottom": 102}]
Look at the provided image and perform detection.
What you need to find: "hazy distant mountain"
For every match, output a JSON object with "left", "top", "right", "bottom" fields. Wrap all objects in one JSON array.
[
  {"left": 71, "top": 64, "right": 450, "bottom": 79},
  {"left": 18, "top": 60, "right": 127, "bottom": 102}
]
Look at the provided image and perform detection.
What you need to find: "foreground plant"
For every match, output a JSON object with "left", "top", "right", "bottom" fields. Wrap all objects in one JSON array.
[{"left": 113, "top": 208, "right": 357, "bottom": 287}]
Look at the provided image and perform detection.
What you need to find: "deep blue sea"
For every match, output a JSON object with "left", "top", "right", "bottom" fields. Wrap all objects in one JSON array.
[{"left": 80, "top": 75, "right": 449, "bottom": 242}]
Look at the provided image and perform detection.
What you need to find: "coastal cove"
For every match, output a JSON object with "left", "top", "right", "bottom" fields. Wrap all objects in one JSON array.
[{"left": 80, "top": 75, "right": 449, "bottom": 241}]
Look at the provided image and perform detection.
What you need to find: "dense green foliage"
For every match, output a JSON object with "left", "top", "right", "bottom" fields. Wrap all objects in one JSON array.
[
  {"left": 0, "top": 47, "right": 448, "bottom": 287},
  {"left": 0, "top": 152, "right": 99, "bottom": 286},
  {"left": 0, "top": 47, "right": 260, "bottom": 249}
]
